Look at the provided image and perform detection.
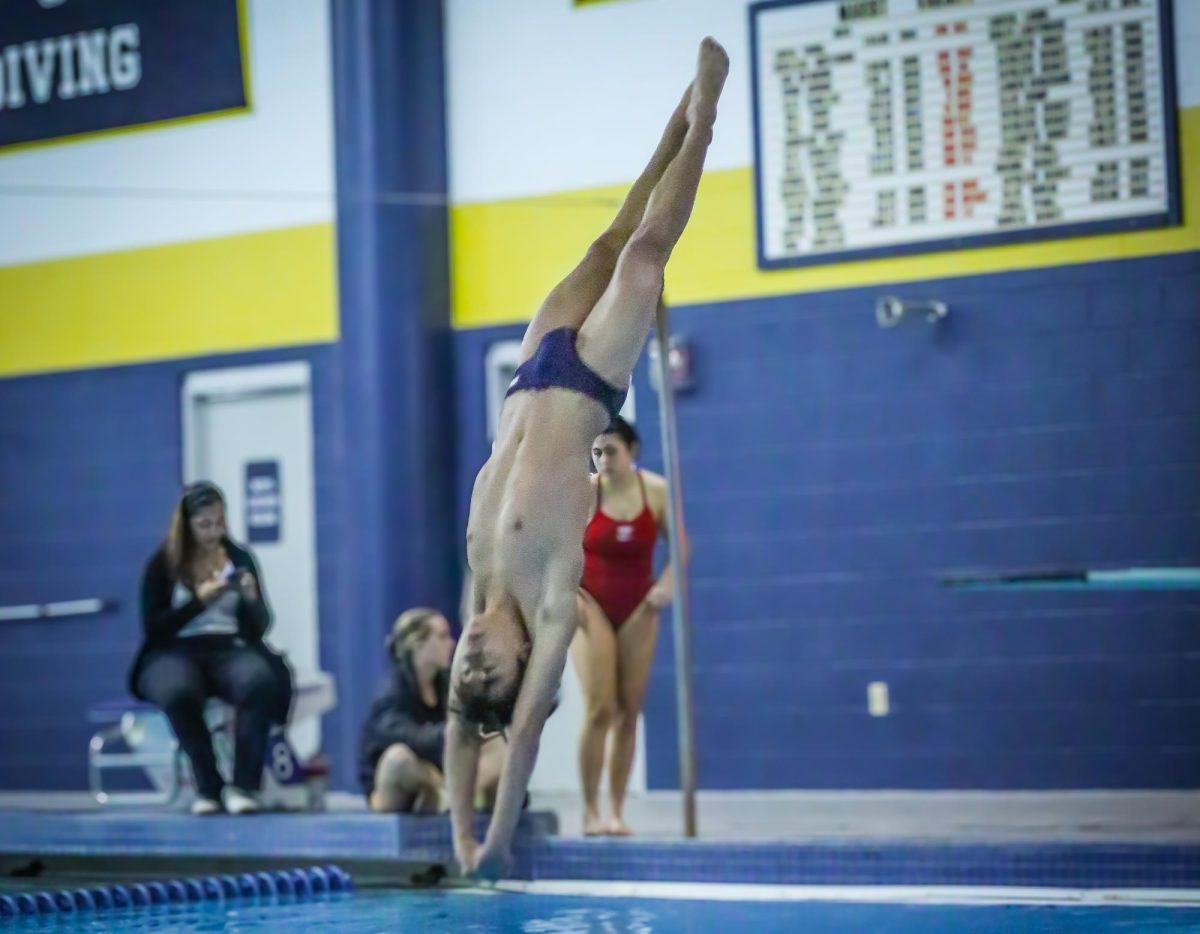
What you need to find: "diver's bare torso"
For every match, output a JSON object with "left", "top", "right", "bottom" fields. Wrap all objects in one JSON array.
[{"left": 466, "top": 387, "right": 612, "bottom": 627}]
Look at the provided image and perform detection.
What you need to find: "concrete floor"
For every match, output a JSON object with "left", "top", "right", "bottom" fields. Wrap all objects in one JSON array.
[{"left": 2, "top": 790, "right": 1197, "bottom": 844}]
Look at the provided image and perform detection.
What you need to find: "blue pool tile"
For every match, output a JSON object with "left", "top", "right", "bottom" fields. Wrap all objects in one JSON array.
[{"left": 522, "top": 839, "right": 1200, "bottom": 888}]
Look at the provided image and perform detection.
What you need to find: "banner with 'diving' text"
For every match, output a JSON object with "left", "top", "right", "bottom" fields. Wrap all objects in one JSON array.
[{"left": 0, "top": 0, "right": 247, "bottom": 151}]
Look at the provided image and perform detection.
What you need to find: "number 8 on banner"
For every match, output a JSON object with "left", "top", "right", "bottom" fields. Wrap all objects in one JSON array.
[{"left": 267, "top": 729, "right": 298, "bottom": 784}]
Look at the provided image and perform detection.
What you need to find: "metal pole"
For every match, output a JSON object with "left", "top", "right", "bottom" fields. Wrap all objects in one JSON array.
[{"left": 652, "top": 298, "right": 697, "bottom": 838}]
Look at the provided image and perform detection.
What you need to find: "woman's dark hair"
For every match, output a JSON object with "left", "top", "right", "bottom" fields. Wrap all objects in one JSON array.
[
  {"left": 165, "top": 482, "right": 226, "bottom": 583},
  {"left": 602, "top": 415, "right": 639, "bottom": 451}
]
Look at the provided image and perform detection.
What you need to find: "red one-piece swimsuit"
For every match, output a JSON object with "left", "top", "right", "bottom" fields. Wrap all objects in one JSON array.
[{"left": 581, "top": 471, "right": 659, "bottom": 629}]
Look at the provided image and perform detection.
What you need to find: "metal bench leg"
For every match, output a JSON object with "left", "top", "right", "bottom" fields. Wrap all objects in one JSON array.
[{"left": 88, "top": 724, "right": 183, "bottom": 807}]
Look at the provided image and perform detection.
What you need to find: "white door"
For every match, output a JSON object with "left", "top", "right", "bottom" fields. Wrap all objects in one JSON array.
[
  {"left": 182, "top": 362, "right": 321, "bottom": 759},
  {"left": 484, "top": 340, "right": 645, "bottom": 794}
]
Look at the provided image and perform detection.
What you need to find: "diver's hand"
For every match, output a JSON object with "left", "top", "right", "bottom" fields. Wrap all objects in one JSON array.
[
  {"left": 471, "top": 841, "right": 511, "bottom": 881},
  {"left": 454, "top": 834, "right": 479, "bottom": 877}
]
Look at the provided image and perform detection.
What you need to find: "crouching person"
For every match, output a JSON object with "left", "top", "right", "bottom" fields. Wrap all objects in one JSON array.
[{"left": 360, "top": 608, "right": 505, "bottom": 813}]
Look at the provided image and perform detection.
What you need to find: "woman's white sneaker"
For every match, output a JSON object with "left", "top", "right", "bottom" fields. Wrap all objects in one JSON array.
[
  {"left": 223, "top": 787, "right": 261, "bottom": 815},
  {"left": 190, "top": 797, "right": 222, "bottom": 816}
]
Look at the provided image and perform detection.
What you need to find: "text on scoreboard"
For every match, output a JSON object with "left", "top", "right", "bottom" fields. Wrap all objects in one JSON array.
[{"left": 749, "top": 0, "right": 1180, "bottom": 268}]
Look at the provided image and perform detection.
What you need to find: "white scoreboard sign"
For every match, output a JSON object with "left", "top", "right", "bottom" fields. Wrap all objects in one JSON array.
[{"left": 749, "top": 0, "right": 1181, "bottom": 268}]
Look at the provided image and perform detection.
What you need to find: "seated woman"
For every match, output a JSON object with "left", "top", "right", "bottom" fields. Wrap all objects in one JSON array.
[
  {"left": 359, "top": 608, "right": 504, "bottom": 813},
  {"left": 128, "top": 482, "right": 293, "bottom": 815}
]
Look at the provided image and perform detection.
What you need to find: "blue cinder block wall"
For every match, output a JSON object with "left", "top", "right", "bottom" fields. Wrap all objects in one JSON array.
[
  {"left": 0, "top": 345, "right": 349, "bottom": 791},
  {"left": 2, "top": 259, "right": 1194, "bottom": 794},
  {"left": 454, "top": 251, "right": 1200, "bottom": 791}
]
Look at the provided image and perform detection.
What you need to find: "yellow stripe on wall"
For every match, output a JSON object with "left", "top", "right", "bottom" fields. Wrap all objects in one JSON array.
[
  {"left": 0, "top": 223, "right": 338, "bottom": 378},
  {"left": 451, "top": 106, "right": 1200, "bottom": 329}
]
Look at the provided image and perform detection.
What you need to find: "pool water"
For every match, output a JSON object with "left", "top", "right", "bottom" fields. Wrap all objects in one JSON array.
[{"left": 4, "top": 890, "right": 1199, "bottom": 933}]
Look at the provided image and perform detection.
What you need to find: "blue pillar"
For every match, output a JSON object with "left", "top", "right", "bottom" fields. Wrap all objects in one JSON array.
[{"left": 328, "top": 0, "right": 456, "bottom": 790}]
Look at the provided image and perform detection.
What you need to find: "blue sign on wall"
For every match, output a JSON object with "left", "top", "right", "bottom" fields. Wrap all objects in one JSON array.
[
  {"left": 245, "top": 460, "right": 281, "bottom": 545},
  {"left": 0, "top": 0, "right": 248, "bottom": 151}
]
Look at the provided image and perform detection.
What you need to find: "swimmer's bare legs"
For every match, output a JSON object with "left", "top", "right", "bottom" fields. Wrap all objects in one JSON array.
[
  {"left": 518, "top": 83, "right": 693, "bottom": 362},
  {"left": 577, "top": 38, "right": 729, "bottom": 385}
]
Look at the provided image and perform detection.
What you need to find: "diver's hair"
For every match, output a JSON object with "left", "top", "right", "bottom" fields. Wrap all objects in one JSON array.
[
  {"left": 452, "top": 649, "right": 529, "bottom": 735},
  {"left": 453, "top": 677, "right": 523, "bottom": 736},
  {"left": 601, "top": 415, "right": 639, "bottom": 452},
  {"left": 449, "top": 606, "right": 532, "bottom": 735},
  {"left": 453, "top": 658, "right": 563, "bottom": 737}
]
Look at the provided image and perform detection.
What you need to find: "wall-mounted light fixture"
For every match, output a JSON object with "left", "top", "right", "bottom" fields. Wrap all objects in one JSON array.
[{"left": 876, "top": 295, "right": 949, "bottom": 329}]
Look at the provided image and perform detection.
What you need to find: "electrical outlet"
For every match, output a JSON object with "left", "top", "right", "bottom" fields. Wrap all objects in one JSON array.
[{"left": 868, "top": 681, "right": 889, "bottom": 717}]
